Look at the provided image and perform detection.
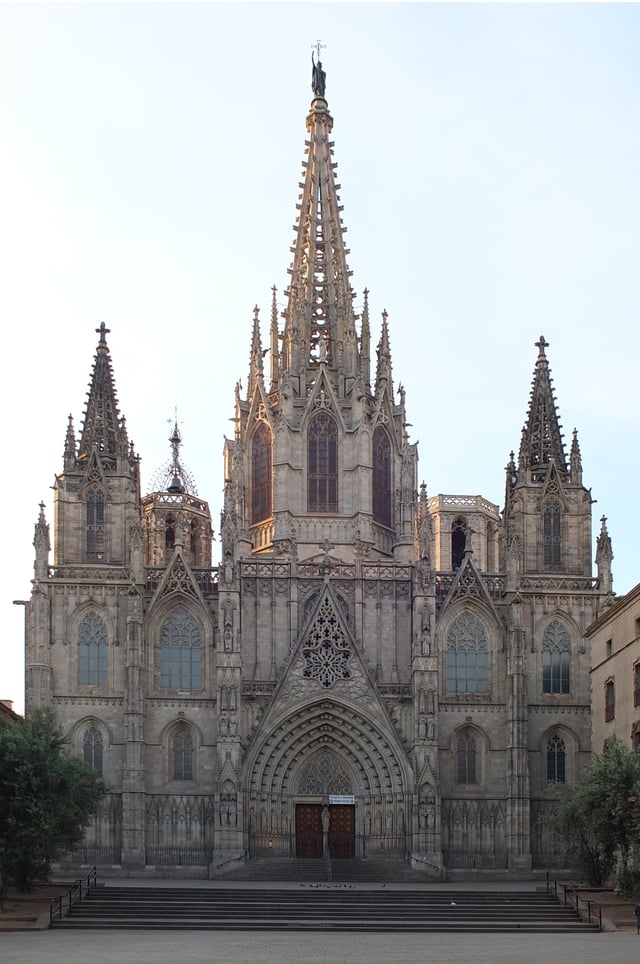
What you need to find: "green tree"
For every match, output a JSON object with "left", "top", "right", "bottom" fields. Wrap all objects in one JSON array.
[
  {"left": 552, "top": 737, "right": 640, "bottom": 890},
  {"left": 0, "top": 708, "right": 107, "bottom": 899}
]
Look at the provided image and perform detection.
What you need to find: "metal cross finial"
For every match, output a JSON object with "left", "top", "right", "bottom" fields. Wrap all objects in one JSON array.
[
  {"left": 535, "top": 334, "right": 549, "bottom": 355},
  {"left": 312, "top": 40, "right": 326, "bottom": 60}
]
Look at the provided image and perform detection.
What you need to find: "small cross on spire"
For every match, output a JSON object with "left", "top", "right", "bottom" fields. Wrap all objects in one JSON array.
[{"left": 535, "top": 334, "right": 549, "bottom": 357}]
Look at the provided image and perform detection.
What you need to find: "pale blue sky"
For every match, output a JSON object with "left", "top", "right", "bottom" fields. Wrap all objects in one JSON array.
[{"left": 1, "top": 3, "right": 638, "bottom": 713}]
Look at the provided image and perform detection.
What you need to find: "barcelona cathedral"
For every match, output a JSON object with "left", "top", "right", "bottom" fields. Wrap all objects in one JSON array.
[{"left": 23, "top": 61, "right": 614, "bottom": 878}]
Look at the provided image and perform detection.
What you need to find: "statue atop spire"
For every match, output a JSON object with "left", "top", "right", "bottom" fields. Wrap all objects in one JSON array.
[{"left": 311, "top": 42, "right": 326, "bottom": 98}]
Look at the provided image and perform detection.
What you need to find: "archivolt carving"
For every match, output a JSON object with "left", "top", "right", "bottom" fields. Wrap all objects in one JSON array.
[{"left": 247, "top": 699, "right": 410, "bottom": 801}]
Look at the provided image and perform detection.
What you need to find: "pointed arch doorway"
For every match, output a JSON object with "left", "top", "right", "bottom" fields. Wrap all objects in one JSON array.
[{"left": 295, "top": 751, "right": 355, "bottom": 858}]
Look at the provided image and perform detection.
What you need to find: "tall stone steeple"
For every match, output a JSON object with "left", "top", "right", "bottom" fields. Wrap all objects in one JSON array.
[
  {"left": 504, "top": 335, "right": 593, "bottom": 577},
  {"left": 279, "top": 61, "right": 359, "bottom": 387},
  {"left": 226, "top": 59, "right": 417, "bottom": 561},
  {"left": 517, "top": 335, "right": 567, "bottom": 482},
  {"left": 53, "top": 324, "right": 141, "bottom": 566},
  {"left": 78, "top": 322, "right": 129, "bottom": 467}
]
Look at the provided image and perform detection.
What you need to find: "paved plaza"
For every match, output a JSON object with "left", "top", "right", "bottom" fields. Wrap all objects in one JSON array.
[{"left": 1, "top": 928, "right": 639, "bottom": 964}]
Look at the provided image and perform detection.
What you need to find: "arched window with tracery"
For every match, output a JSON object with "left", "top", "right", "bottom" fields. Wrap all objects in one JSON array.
[
  {"left": 451, "top": 517, "right": 467, "bottom": 570},
  {"left": 546, "top": 734, "right": 566, "bottom": 783},
  {"left": 543, "top": 497, "right": 562, "bottom": 570},
  {"left": 160, "top": 607, "right": 201, "bottom": 690},
  {"left": 542, "top": 620, "right": 571, "bottom": 694},
  {"left": 86, "top": 485, "right": 105, "bottom": 556},
  {"left": 251, "top": 421, "right": 272, "bottom": 524},
  {"left": 78, "top": 611, "right": 107, "bottom": 686},
  {"left": 446, "top": 612, "right": 488, "bottom": 694},
  {"left": 83, "top": 725, "right": 104, "bottom": 776},
  {"left": 171, "top": 725, "right": 194, "bottom": 781},
  {"left": 372, "top": 426, "right": 392, "bottom": 528},
  {"left": 307, "top": 413, "right": 338, "bottom": 512},
  {"left": 457, "top": 731, "right": 478, "bottom": 784}
]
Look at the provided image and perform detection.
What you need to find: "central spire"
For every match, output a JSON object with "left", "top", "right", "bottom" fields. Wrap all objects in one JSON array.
[{"left": 282, "top": 57, "right": 359, "bottom": 381}]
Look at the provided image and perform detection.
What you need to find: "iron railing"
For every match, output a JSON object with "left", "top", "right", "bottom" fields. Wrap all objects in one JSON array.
[{"left": 50, "top": 866, "right": 97, "bottom": 926}]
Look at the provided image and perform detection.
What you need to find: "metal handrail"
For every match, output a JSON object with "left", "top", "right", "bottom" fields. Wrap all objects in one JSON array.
[{"left": 49, "top": 866, "right": 97, "bottom": 927}]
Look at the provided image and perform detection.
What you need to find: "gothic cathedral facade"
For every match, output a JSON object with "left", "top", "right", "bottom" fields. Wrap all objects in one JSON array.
[{"left": 23, "top": 69, "right": 614, "bottom": 877}]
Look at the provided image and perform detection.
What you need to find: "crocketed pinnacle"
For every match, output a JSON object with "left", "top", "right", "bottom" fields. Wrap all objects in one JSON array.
[
  {"left": 33, "top": 501, "right": 51, "bottom": 554},
  {"left": 269, "top": 285, "right": 281, "bottom": 390},
  {"left": 375, "top": 309, "right": 394, "bottom": 394},
  {"left": 248, "top": 305, "right": 264, "bottom": 395},
  {"left": 518, "top": 335, "right": 567, "bottom": 479},
  {"left": 283, "top": 60, "right": 359, "bottom": 378},
  {"left": 595, "top": 515, "right": 613, "bottom": 565},
  {"left": 78, "top": 323, "right": 126, "bottom": 464},
  {"left": 570, "top": 428, "right": 583, "bottom": 484}
]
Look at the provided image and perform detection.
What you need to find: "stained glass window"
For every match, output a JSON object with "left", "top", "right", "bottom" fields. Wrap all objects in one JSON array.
[
  {"left": 308, "top": 413, "right": 338, "bottom": 512},
  {"left": 160, "top": 608, "right": 201, "bottom": 690},
  {"left": 252, "top": 422, "right": 272, "bottom": 524},
  {"left": 542, "top": 620, "right": 571, "bottom": 694},
  {"left": 78, "top": 611, "right": 107, "bottom": 686},
  {"left": 446, "top": 612, "right": 488, "bottom": 694},
  {"left": 372, "top": 426, "right": 391, "bottom": 528}
]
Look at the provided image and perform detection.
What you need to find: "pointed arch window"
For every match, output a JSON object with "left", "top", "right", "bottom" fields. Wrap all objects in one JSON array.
[
  {"left": 307, "top": 412, "right": 338, "bottom": 512},
  {"left": 451, "top": 517, "right": 467, "bottom": 570},
  {"left": 542, "top": 620, "right": 571, "bottom": 695},
  {"left": 83, "top": 725, "right": 104, "bottom": 776},
  {"left": 446, "top": 612, "right": 488, "bottom": 694},
  {"left": 251, "top": 421, "right": 273, "bottom": 524},
  {"left": 372, "top": 426, "right": 392, "bottom": 528},
  {"left": 171, "top": 725, "right": 194, "bottom": 781},
  {"left": 546, "top": 735, "right": 566, "bottom": 783},
  {"left": 543, "top": 497, "right": 562, "bottom": 570},
  {"left": 160, "top": 607, "right": 201, "bottom": 690},
  {"left": 86, "top": 485, "right": 105, "bottom": 556},
  {"left": 78, "top": 611, "right": 107, "bottom": 686},
  {"left": 457, "top": 731, "right": 478, "bottom": 785}
]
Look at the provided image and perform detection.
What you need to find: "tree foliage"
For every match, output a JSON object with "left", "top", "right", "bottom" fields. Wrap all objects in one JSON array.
[
  {"left": 0, "top": 708, "right": 107, "bottom": 897},
  {"left": 552, "top": 737, "right": 640, "bottom": 890}
]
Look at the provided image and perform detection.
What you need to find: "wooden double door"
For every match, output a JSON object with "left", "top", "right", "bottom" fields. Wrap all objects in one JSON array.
[{"left": 295, "top": 803, "right": 355, "bottom": 858}]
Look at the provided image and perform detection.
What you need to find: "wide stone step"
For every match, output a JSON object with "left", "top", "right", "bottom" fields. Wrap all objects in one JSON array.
[{"left": 52, "top": 886, "right": 600, "bottom": 933}]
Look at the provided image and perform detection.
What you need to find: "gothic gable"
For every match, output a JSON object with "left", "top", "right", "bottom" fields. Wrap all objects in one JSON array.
[
  {"left": 302, "top": 367, "right": 344, "bottom": 431},
  {"left": 149, "top": 548, "right": 209, "bottom": 609},
  {"left": 539, "top": 459, "right": 567, "bottom": 507},
  {"left": 439, "top": 554, "right": 501, "bottom": 626},
  {"left": 252, "top": 580, "right": 392, "bottom": 730}
]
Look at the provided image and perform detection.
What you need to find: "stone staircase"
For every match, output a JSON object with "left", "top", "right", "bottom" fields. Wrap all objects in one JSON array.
[{"left": 52, "top": 884, "right": 600, "bottom": 933}]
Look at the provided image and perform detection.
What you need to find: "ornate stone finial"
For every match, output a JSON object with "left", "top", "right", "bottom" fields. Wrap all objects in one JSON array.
[{"left": 311, "top": 43, "right": 326, "bottom": 98}]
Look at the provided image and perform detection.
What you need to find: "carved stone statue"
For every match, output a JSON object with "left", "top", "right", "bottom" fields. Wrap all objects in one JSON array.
[{"left": 312, "top": 55, "right": 326, "bottom": 98}]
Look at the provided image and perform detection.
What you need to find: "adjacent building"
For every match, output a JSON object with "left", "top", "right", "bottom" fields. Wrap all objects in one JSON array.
[{"left": 587, "top": 580, "right": 640, "bottom": 754}]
